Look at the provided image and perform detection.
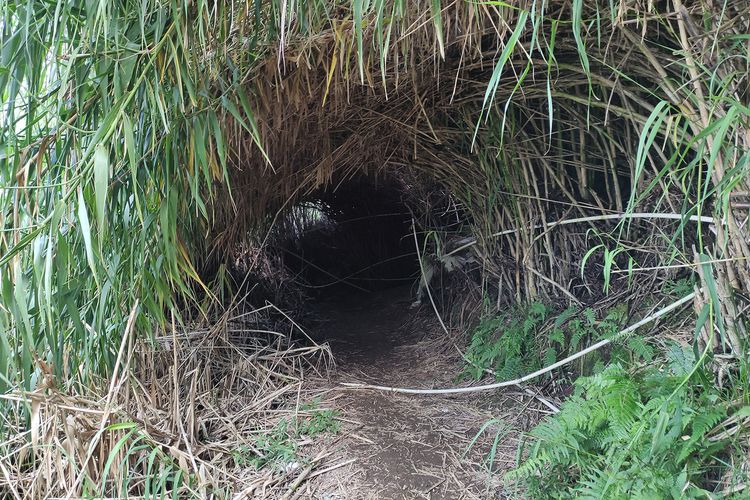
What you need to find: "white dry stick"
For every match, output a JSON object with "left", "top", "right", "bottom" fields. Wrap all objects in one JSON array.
[{"left": 341, "top": 292, "right": 696, "bottom": 395}]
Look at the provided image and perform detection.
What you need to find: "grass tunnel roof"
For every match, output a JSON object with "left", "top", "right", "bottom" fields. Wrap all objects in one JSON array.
[
  {"left": 205, "top": 1, "right": 748, "bottom": 318},
  {"left": 2, "top": 0, "right": 749, "bottom": 394},
  {"left": 213, "top": 0, "right": 749, "bottom": 268}
]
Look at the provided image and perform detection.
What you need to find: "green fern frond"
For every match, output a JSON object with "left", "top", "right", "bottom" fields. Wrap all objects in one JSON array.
[
  {"left": 677, "top": 407, "right": 726, "bottom": 462},
  {"left": 508, "top": 363, "right": 734, "bottom": 499}
]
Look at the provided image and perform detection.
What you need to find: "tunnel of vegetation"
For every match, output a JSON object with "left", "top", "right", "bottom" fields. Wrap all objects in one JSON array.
[
  {"left": 208, "top": 5, "right": 748, "bottom": 320},
  {"left": 1, "top": 0, "right": 749, "bottom": 497}
]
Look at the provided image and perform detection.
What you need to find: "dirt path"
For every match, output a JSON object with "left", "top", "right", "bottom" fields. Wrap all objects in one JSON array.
[{"left": 302, "top": 287, "right": 523, "bottom": 499}]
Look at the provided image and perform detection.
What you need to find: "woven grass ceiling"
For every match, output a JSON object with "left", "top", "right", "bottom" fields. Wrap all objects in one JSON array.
[
  {"left": 215, "top": 1, "right": 749, "bottom": 265},
  {"left": 205, "top": 2, "right": 744, "bottom": 316}
]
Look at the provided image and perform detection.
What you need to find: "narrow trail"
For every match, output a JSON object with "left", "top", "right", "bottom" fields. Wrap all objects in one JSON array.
[{"left": 304, "top": 287, "right": 524, "bottom": 499}]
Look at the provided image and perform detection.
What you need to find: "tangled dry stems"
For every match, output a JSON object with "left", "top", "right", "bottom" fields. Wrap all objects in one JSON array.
[{"left": 0, "top": 304, "right": 336, "bottom": 498}]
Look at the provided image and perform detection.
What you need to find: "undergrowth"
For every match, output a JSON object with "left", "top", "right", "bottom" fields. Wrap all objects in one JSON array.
[
  {"left": 464, "top": 299, "right": 749, "bottom": 497},
  {"left": 2, "top": 0, "right": 749, "bottom": 496},
  {"left": 509, "top": 358, "right": 749, "bottom": 498},
  {"left": 232, "top": 400, "right": 340, "bottom": 470},
  {"left": 462, "top": 302, "right": 632, "bottom": 382}
]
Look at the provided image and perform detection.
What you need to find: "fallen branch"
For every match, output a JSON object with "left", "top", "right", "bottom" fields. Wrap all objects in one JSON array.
[
  {"left": 516, "top": 384, "right": 561, "bottom": 413},
  {"left": 278, "top": 465, "right": 312, "bottom": 500},
  {"left": 341, "top": 292, "right": 696, "bottom": 395},
  {"left": 278, "top": 450, "right": 335, "bottom": 500}
]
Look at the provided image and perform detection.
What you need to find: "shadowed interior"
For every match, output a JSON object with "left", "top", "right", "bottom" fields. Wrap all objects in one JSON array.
[{"left": 277, "top": 175, "right": 421, "bottom": 294}]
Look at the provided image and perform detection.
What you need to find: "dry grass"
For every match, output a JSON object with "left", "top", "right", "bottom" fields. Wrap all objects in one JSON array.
[
  {"left": 0, "top": 302, "right": 337, "bottom": 498},
  {"left": 0, "top": 290, "right": 552, "bottom": 499}
]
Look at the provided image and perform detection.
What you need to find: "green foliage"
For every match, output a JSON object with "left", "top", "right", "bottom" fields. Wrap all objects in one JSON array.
[
  {"left": 509, "top": 359, "right": 736, "bottom": 499},
  {"left": 103, "top": 424, "right": 195, "bottom": 498},
  {"left": 2, "top": 0, "right": 748, "bottom": 496},
  {"left": 662, "top": 277, "right": 694, "bottom": 298},
  {"left": 234, "top": 420, "right": 299, "bottom": 470},
  {"left": 298, "top": 408, "right": 341, "bottom": 437},
  {"left": 0, "top": 0, "right": 263, "bottom": 393},
  {"left": 462, "top": 302, "right": 631, "bottom": 381},
  {"left": 463, "top": 302, "right": 548, "bottom": 380},
  {"left": 233, "top": 404, "right": 340, "bottom": 470},
  {"left": 465, "top": 418, "right": 512, "bottom": 474}
]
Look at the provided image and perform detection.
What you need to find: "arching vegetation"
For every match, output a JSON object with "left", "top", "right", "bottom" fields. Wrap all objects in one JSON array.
[{"left": 1, "top": 0, "right": 749, "bottom": 496}]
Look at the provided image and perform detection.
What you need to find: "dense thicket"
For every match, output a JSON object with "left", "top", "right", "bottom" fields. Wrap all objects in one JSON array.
[{"left": 1, "top": 0, "right": 748, "bottom": 496}]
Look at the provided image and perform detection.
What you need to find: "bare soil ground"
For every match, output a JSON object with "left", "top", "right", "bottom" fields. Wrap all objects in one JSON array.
[{"left": 287, "top": 286, "right": 549, "bottom": 499}]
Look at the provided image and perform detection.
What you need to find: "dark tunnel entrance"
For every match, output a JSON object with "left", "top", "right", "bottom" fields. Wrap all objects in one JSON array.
[{"left": 276, "top": 175, "right": 421, "bottom": 297}]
